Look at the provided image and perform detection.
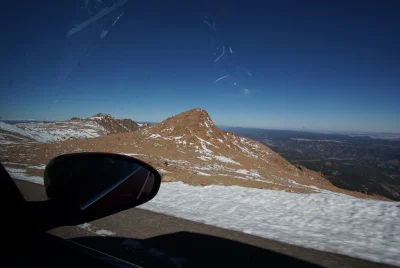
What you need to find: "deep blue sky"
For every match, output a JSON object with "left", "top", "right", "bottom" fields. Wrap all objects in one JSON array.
[{"left": 1, "top": 0, "right": 399, "bottom": 133}]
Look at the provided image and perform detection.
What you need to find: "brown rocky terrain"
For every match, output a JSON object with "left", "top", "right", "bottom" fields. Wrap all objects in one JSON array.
[{"left": 0, "top": 108, "right": 385, "bottom": 200}]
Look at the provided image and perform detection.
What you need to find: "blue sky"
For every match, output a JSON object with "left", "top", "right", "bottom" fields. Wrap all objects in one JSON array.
[{"left": 1, "top": 0, "right": 399, "bottom": 133}]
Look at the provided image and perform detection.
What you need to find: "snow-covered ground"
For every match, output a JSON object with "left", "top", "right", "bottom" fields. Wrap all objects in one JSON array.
[
  {"left": 0, "top": 121, "right": 106, "bottom": 143},
  {"left": 140, "top": 182, "right": 400, "bottom": 266},
  {"left": 18, "top": 121, "right": 107, "bottom": 140}
]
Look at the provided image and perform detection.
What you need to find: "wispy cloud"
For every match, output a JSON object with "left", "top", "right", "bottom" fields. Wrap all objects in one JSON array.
[
  {"left": 100, "top": 29, "right": 108, "bottom": 39},
  {"left": 214, "top": 75, "right": 229, "bottom": 83},
  {"left": 214, "top": 46, "right": 225, "bottom": 62},
  {"left": 204, "top": 20, "right": 216, "bottom": 31},
  {"left": 112, "top": 12, "right": 124, "bottom": 27},
  {"left": 243, "top": 88, "right": 251, "bottom": 96}
]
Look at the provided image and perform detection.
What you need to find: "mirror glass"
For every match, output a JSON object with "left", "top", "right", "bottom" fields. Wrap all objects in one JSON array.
[{"left": 44, "top": 153, "right": 160, "bottom": 219}]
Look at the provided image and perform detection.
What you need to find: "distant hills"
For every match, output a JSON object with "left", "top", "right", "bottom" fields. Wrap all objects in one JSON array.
[
  {"left": 234, "top": 128, "right": 400, "bottom": 200},
  {"left": 0, "top": 120, "right": 43, "bottom": 125},
  {"left": 0, "top": 113, "right": 140, "bottom": 144}
]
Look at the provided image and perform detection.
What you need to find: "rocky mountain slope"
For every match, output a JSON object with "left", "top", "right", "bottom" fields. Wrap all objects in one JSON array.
[
  {"left": 0, "top": 113, "right": 139, "bottom": 144},
  {"left": 71, "top": 113, "right": 140, "bottom": 135},
  {"left": 0, "top": 108, "right": 380, "bottom": 199}
]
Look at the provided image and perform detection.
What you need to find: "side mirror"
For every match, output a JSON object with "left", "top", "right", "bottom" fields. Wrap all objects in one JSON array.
[{"left": 43, "top": 153, "right": 161, "bottom": 224}]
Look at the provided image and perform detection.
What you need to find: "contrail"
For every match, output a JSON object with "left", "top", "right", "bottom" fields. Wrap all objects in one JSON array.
[
  {"left": 204, "top": 20, "right": 216, "bottom": 31},
  {"left": 214, "top": 46, "right": 225, "bottom": 62},
  {"left": 214, "top": 75, "right": 229, "bottom": 83}
]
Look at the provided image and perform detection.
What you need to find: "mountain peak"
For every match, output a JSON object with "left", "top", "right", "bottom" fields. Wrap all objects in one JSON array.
[
  {"left": 90, "top": 113, "right": 114, "bottom": 120},
  {"left": 69, "top": 113, "right": 138, "bottom": 135},
  {"left": 142, "top": 108, "right": 224, "bottom": 144},
  {"left": 163, "top": 108, "right": 211, "bottom": 124},
  {"left": 71, "top": 113, "right": 114, "bottom": 121}
]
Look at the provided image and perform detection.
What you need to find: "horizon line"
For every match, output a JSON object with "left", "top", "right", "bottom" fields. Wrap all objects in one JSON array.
[{"left": 1, "top": 118, "right": 399, "bottom": 136}]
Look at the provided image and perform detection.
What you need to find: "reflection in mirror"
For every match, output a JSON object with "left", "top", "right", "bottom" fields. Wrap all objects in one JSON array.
[
  {"left": 81, "top": 165, "right": 156, "bottom": 215},
  {"left": 45, "top": 153, "right": 160, "bottom": 218}
]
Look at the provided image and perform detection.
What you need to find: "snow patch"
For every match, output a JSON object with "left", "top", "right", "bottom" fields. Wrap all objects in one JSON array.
[
  {"left": 196, "top": 139, "right": 214, "bottom": 155},
  {"left": 196, "top": 136, "right": 218, "bottom": 148},
  {"left": 149, "top": 134, "right": 162, "bottom": 139},
  {"left": 120, "top": 153, "right": 147, "bottom": 157},
  {"left": 118, "top": 122, "right": 129, "bottom": 131},
  {"left": 28, "top": 165, "right": 46, "bottom": 170},
  {"left": 195, "top": 137, "right": 240, "bottom": 165},
  {"left": 5, "top": 167, "right": 26, "bottom": 173},
  {"left": 0, "top": 140, "right": 18, "bottom": 145},
  {"left": 78, "top": 223, "right": 92, "bottom": 231},
  {"left": 95, "top": 229, "right": 116, "bottom": 236},
  {"left": 214, "top": 155, "right": 241, "bottom": 165},
  {"left": 197, "top": 155, "right": 212, "bottom": 161},
  {"left": 235, "top": 169, "right": 262, "bottom": 178},
  {"left": 161, "top": 127, "right": 174, "bottom": 132},
  {"left": 233, "top": 138, "right": 258, "bottom": 159},
  {"left": 157, "top": 168, "right": 170, "bottom": 173},
  {"left": 196, "top": 171, "right": 212, "bottom": 176},
  {"left": 78, "top": 223, "right": 115, "bottom": 236}
]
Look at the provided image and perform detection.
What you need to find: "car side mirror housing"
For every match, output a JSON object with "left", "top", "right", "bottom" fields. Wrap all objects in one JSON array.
[{"left": 43, "top": 153, "right": 161, "bottom": 224}]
